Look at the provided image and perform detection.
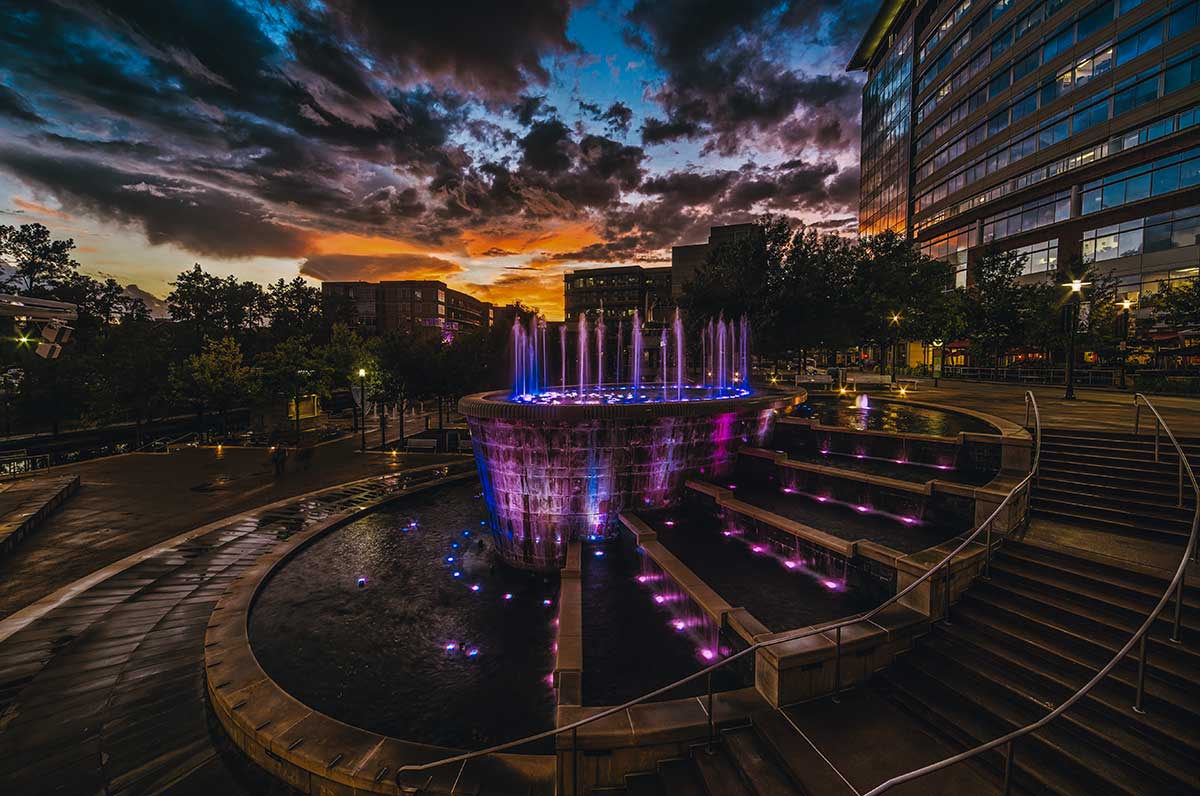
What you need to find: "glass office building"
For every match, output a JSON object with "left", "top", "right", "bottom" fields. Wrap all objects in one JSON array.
[{"left": 850, "top": 0, "right": 1200, "bottom": 304}]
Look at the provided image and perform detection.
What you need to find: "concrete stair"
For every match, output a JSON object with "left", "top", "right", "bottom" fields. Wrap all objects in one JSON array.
[
  {"left": 1032, "top": 429, "right": 1198, "bottom": 545},
  {"left": 598, "top": 710, "right": 850, "bottom": 795},
  {"left": 877, "top": 540, "right": 1200, "bottom": 795}
]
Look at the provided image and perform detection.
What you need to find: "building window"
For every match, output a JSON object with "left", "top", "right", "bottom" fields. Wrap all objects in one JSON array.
[
  {"left": 1083, "top": 206, "right": 1200, "bottom": 262},
  {"left": 982, "top": 191, "right": 1071, "bottom": 242},
  {"left": 1008, "top": 238, "right": 1059, "bottom": 275},
  {"left": 1081, "top": 147, "right": 1200, "bottom": 215}
]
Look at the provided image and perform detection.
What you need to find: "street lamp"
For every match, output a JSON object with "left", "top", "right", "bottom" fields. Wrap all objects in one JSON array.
[
  {"left": 1061, "top": 280, "right": 1090, "bottom": 400},
  {"left": 358, "top": 368, "right": 367, "bottom": 451},
  {"left": 889, "top": 312, "right": 902, "bottom": 384},
  {"left": 1118, "top": 298, "right": 1133, "bottom": 389}
]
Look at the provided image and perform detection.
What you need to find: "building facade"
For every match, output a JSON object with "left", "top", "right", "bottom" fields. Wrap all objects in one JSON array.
[
  {"left": 851, "top": 0, "right": 1200, "bottom": 311},
  {"left": 321, "top": 280, "right": 493, "bottom": 338},
  {"left": 670, "top": 223, "right": 765, "bottom": 299},
  {"left": 562, "top": 265, "right": 673, "bottom": 322}
]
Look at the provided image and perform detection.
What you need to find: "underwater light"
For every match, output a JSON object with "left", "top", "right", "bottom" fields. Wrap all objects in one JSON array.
[
  {"left": 856, "top": 505, "right": 870, "bottom": 513},
  {"left": 467, "top": 648, "right": 479, "bottom": 657},
  {"left": 751, "top": 545, "right": 764, "bottom": 553},
  {"left": 594, "top": 550, "right": 604, "bottom": 557},
  {"left": 700, "top": 648, "right": 715, "bottom": 660},
  {"left": 654, "top": 595, "right": 665, "bottom": 604},
  {"left": 664, "top": 520, "right": 675, "bottom": 526},
  {"left": 823, "top": 580, "right": 839, "bottom": 590},
  {"left": 452, "top": 571, "right": 461, "bottom": 578},
  {"left": 636, "top": 575, "right": 648, "bottom": 583},
  {"left": 356, "top": 577, "right": 367, "bottom": 587},
  {"left": 504, "top": 592, "right": 513, "bottom": 600},
  {"left": 445, "top": 642, "right": 457, "bottom": 652},
  {"left": 446, "top": 556, "right": 455, "bottom": 563},
  {"left": 543, "top": 599, "right": 552, "bottom": 606},
  {"left": 784, "top": 560, "right": 797, "bottom": 569},
  {"left": 673, "top": 620, "right": 686, "bottom": 631},
  {"left": 470, "top": 584, "right": 481, "bottom": 592}
]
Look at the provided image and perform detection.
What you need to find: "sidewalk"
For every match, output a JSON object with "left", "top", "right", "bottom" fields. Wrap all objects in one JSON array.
[
  {"left": 886, "top": 381, "right": 1200, "bottom": 434},
  {"left": 0, "top": 436, "right": 461, "bottom": 619}
]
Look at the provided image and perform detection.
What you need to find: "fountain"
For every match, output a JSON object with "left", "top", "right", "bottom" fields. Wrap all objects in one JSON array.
[
  {"left": 463, "top": 311, "right": 803, "bottom": 570},
  {"left": 854, "top": 393, "right": 870, "bottom": 409}
]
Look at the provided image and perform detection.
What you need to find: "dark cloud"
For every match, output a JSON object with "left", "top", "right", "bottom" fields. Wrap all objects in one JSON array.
[
  {"left": 641, "top": 171, "right": 736, "bottom": 205},
  {"left": 629, "top": 0, "right": 865, "bottom": 159},
  {"left": 300, "top": 252, "right": 463, "bottom": 282},
  {"left": 320, "top": 0, "right": 577, "bottom": 98},
  {"left": 581, "top": 100, "right": 634, "bottom": 135},
  {"left": 0, "top": 145, "right": 313, "bottom": 258},
  {"left": 0, "top": 84, "right": 42, "bottom": 123}
]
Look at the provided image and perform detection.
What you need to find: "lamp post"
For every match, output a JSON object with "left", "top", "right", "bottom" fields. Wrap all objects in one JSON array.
[
  {"left": 889, "top": 312, "right": 902, "bottom": 384},
  {"left": 358, "top": 368, "right": 367, "bottom": 451},
  {"left": 932, "top": 339, "right": 944, "bottom": 387},
  {"left": 1062, "top": 279, "right": 1089, "bottom": 401},
  {"left": 1118, "top": 298, "right": 1133, "bottom": 390}
]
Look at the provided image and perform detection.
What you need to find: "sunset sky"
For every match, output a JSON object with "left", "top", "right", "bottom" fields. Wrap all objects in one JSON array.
[{"left": 0, "top": 0, "right": 869, "bottom": 319}]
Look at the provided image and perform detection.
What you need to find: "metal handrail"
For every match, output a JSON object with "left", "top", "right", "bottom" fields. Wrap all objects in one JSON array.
[
  {"left": 863, "top": 392, "right": 1196, "bottom": 795},
  {"left": 397, "top": 392, "right": 1043, "bottom": 789}
]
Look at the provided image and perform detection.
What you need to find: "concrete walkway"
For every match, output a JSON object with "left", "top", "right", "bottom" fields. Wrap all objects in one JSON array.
[
  {"left": 0, "top": 462, "right": 474, "bottom": 796},
  {"left": 899, "top": 381, "right": 1200, "bottom": 434},
  {"left": 0, "top": 438, "right": 458, "bottom": 619}
]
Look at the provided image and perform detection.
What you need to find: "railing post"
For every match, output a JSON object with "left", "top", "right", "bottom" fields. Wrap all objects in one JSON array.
[
  {"left": 832, "top": 625, "right": 842, "bottom": 704},
  {"left": 572, "top": 726, "right": 579, "bottom": 796},
  {"left": 1002, "top": 739, "right": 1016, "bottom": 796},
  {"left": 1134, "top": 400, "right": 1141, "bottom": 436},
  {"left": 1172, "top": 571, "right": 1184, "bottom": 644},
  {"left": 943, "top": 561, "right": 952, "bottom": 624},
  {"left": 1133, "top": 634, "right": 1148, "bottom": 715},
  {"left": 1154, "top": 420, "right": 1160, "bottom": 463},
  {"left": 1178, "top": 457, "right": 1184, "bottom": 508},
  {"left": 706, "top": 671, "right": 715, "bottom": 752},
  {"left": 984, "top": 520, "right": 992, "bottom": 580}
]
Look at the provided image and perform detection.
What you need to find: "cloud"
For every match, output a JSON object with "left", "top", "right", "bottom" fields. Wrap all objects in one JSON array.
[
  {"left": 300, "top": 252, "right": 464, "bottom": 282},
  {"left": 0, "top": 84, "right": 42, "bottom": 123},
  {"left": 320, "top": 0, "right": 577, "bottom": 98},
  {"left": 11, "top": 196, "right": 70, "bottom": 220},
  {"left": 0, "top": 145, "right": 314, "bottom": 258}
]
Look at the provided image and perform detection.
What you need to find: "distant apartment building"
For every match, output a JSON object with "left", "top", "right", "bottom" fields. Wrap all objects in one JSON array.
[
  {"left": 850, "top": 0, "right": 1200, "bottom": 309},
  {"left": 670, "top": 223, "right": 764, "bottom": 299},
  {"left": 320, "top": 280, "right": 493, "bottom": 337},
  {"left": 562, "top": 265, "right": 673, "bottom": 322}
]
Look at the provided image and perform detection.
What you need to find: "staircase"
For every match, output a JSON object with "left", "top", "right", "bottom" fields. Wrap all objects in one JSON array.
[
  {"left": 1032, "top": 429, "right": 1198, "bottom": 544},
  {"left": 594, "top": 710, "right": 851, "bottom": 796},
  {"left": 876, "top": 538, "right": 1200, "bottom": 795}
]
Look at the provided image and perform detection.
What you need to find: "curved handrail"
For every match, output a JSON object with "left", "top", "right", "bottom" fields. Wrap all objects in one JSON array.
[
  {"left": 397, "top": 392, "right": 1043, "bottom": 783},
  {"left": 862, "top": 393, "right": 1196, "bottom": 795}
]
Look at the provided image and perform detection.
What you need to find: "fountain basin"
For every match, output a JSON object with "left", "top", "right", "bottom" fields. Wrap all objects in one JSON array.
[{"left": 460, "top": 388, "right": 803, "bottom": 570}]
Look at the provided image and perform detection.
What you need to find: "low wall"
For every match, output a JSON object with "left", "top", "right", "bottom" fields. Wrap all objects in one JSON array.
[{"left": 204, "top": 463, "right": 556, "bottom": 796}]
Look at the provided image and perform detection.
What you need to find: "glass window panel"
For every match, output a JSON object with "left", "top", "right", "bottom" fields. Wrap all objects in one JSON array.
[
  {"left": 1095, "top": 234, "right": 1119, "bottom": 260},
  {"left": 1082, "top": 189, "right": 1102, "bottom": 214},
  {"left": 1152, "top": 166, "right": 1179, "bottom": 195},
  {"left": 1102, "top": 181, "right": 1126, "bottom": 209},
  {"left": 1181, "top": 157, "right": 1200, "bottom": 188},
  {"left": 1118, "top": 229, "right": 1143, "bottom": 256},
  {"left": 1125, "top": 171, "right": 1152, "bottom": 202}
]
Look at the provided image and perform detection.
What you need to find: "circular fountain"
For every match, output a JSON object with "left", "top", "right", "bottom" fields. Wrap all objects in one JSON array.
[{"left": 461, "top": 311, "right": 803, "bottom": 570}]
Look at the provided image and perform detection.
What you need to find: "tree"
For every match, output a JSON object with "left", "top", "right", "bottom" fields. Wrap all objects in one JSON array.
[
  {"left": 681, "top": 217, "right": 790, "bottom": 339},
  {"left": 853, "top": 231, "right": 954, "bottom": 374},
  {"left": 0, "top": 223, "right": 78, "bottom": 293},
  {"left": 266, "top": 277, "right": 323, "bottom": 341},
  {"left": 1151, "top": 278, "right": 1200, "bottom": 332},
  {"left": 966, "top": 248, "right": 1032, "bottom": 367},
  {"left": 320, "top": 323, "right": 374, "bottom": 431},
  {"left": 375, "top": 330, "right": 435, "bottom": 447},
  {"left": 167, "top": 265, "right": 267, "bottom": 348},
  {"left": 173, "top": 337, "right": 255, "bottom": 436},
  {"left": 776, "top": 227, "right": 859, "bottom": 365},
  {"left": 1077, "top": 267, "right": 1123, "bottom": 365},
  {"left": 98, "top": 318, "right": 172, "bottom": 445},
  {"left": 256, "top": 336, "right": 330, "bottom": 442}
]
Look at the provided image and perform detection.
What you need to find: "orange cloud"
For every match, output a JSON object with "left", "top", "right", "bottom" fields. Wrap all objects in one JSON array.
[
  {"left": 300, "top": 252, "right": 462, "bottom": 282},
  {"left": 12, "top": 196, "right": 71, "bottom": 220},
  {"left": 457, "top": 270, "right": 566, "bottom": 319},
  {"left": 308, "top": 232, "right": 431, "bottom": 257},
  {"left": 461, "top": 221, "right": 602, "bottom": 259}
]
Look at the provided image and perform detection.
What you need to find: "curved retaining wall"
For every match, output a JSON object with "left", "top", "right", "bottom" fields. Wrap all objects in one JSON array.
[
  {"left": 459, "top": 389, "right": 804, "bottom": 570},
  {"left": 205, "top": 464, "right": 555, "bottom": 796}
]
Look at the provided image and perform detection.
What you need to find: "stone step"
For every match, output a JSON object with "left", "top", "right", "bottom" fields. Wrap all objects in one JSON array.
[
  {"left": 1031, "top": 489, "right": 1193, "bottom": 528},
  {"left": 692, "top": 745, "right": 753, "bottom": 796},
  {"left": 1029, "top": 503, "right": 1189, "bottom": 545},
  {"left": 656, "top": 758, "right": 706, "bottom": 796},
  {"left": 749, "top": 709, "right": 856, "bottom": 796},
  {"left": 924, "top": 628, "right": 1200, "bottom": 793},
  {"left": 1032, "top": 476, "right": 1196, "bottom": 511},
  {"left": 943, "top": 609, "right": 1200, "bottom": 764},
  {"left": 722, "top": 726, "right": 801, "bottom": 796},
  {"left": 1035, "top": 465, "right": 1195, "bottom": 499}
]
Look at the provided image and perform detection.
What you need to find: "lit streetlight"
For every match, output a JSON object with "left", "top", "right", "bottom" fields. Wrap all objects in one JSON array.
[
  {"left": 1118, "top": 298, "right": 1134, "bottom": 390},
  {"left": 1061, "top": 280, "right": 1091, "bottom": 401},
  {"left": 358, "top": 368, "right": 367, "bottom": 451}
]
